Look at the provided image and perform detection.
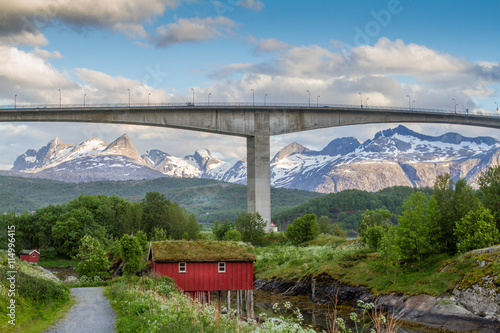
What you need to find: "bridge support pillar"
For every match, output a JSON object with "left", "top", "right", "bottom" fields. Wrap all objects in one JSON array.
[{"left": 247, "top": 113, "right": 271, "bottom": 230}]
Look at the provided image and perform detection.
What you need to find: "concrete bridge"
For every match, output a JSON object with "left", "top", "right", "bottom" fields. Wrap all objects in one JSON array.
[{"left": 2, "top": 103, "right": 500, "bottom": 228}]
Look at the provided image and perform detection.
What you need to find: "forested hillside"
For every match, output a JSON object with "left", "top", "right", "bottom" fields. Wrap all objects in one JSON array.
[
  {"left": 273, "top": 186, "right": 433, "bottom": 232},
  {"left": 0, "top": 175, "right": 323, "bottom": 225}
]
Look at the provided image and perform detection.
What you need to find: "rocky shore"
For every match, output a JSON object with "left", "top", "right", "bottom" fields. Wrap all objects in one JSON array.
[{"left": 254, "top": 274, "right": 500, "bottom": 332}]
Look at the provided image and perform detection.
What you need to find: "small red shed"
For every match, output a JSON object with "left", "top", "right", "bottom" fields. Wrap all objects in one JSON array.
[
  {"left": 19, "top": 249, "right": 40, "bottom": 263},
  {"left": 148, "top": 240, "right": 256, "bottom": 307}
]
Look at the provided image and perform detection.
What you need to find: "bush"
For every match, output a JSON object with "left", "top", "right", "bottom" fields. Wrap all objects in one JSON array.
[
  {"left": 223, "top": 229, "right": 242, "bottom": 241},
  {"left": 358, "top": 209, "right": 392, "bottom": 249},
  {"left": 74, "top": 235, "right": 111, "bottom": 280},
  {"left": 119, "top": 234, "right": 144, "bottom": 276},
  {"left": 455, "top": 203, "right": 500, "bottom": 253},
  {"left": 285, "top": 214, "right": 320, "bottom": 245}
]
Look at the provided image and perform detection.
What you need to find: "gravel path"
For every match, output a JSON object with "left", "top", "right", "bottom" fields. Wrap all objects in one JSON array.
[{"left": 44, "top": 287, "right": 116, "bottom": 333}]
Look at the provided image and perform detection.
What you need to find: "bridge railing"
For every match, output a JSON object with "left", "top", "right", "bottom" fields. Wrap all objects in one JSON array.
[{"left": 0, "top": 102, "right": 497, "bottom": 117}]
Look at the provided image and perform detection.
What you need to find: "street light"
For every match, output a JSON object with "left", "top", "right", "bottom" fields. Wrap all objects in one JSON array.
[
  {"left": 208, "top": 93, "right": 211, "bottom": 105},
  {"left": 452, "top": 98, "right": 456, "bottom": 114},
  {"left": 317, "top": 95, "right": 320, "bottom": 107},
  {"left": 127, "top": 89, "right": 131, "bottom": 106},
  {"left": 307, "top": 90, "right": 310, "bottom": 107},
  {"left": 407, "top": 95, "right": 411, "bottom": 110},
  {"left": 84, "top": 93, "right": 86, "bottom": 107},
  {"left": 359, "top": 92, "right": 362, "bottom": 108},
  {"left": 412, "top": 100, "right": 415, "bottom": 110},
  {"left": 148, "top": 93, "right": 151, "bottom": 106},
  {"left": 251, "top": 89, "right": 254, "bottom": 106},
  {"left": 264, "top": 94, "right": 267, "bottom": 106},
  {"left": 14, "top": 94, "right": 17, "bottom": 109},
  {"left": 366, "top": 97, "right": 369, "bottom": 108},
  {"left": 58, "top": 89, "right": 61, "bottom": 107},
  {"left": 191, "top": 88, "right": 194, "bottom": 105}
]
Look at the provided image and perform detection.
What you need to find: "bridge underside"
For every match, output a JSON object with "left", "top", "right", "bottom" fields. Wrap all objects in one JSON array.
[{"left": 2, "top": 106, "right": 500, "bottom": 230}]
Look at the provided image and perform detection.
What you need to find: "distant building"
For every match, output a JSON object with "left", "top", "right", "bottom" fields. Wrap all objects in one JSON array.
[
  {"left": 19, "top": 249, "right": 40, "bottom": 264},
  {"left": 270, "top": 221, "right": 278, "bottom": 232},
  {"left": 148, "top": 240, "right": 256, "bottom": 316}
]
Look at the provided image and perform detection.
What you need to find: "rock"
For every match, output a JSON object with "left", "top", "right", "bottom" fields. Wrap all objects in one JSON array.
[{"left": 65, "top": 276, "right": 78, "bottom": 283}]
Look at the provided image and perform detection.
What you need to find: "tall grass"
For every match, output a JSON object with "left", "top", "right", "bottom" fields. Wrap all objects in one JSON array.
[
  {"left": 0, "top": 252, "right": 70, "bottom": 333},
  {"left": 105, "top": 275, "right": 317, "bottom": 332}
]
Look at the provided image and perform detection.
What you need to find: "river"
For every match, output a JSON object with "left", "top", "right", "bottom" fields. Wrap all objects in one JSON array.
[{"left": 253, "top": 289, "right": 430, "bottom": 333}]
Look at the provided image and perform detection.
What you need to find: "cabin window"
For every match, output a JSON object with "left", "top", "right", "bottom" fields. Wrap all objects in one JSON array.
[
  {"left": 32, "top": 253, "right": 36, "bottom": 257},
  {"left": 179, "top": 262, "right": 186, "bottom": 273},
  {"left": 218, "top": 262, "right": 225, "bottom": 273}
]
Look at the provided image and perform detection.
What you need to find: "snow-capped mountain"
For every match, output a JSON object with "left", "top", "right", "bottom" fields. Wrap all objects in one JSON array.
[{"left": 10, "top": 125, "right": 500, "bottom": 192}]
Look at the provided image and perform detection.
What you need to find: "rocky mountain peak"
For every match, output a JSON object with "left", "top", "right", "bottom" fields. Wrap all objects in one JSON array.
[
  {"left": 271, "top": 142, "right": 311, "bottom": 163},
  {"left": 319, "top": 137, "right": 362, "bottom": 156},
  {"left": 103, "top": 134, "right": 143, "bottom": 161}
]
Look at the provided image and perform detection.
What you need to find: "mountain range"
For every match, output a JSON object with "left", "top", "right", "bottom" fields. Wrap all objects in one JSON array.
[{"left": 9, "top": 125, "right": 500, "bottom": 193}]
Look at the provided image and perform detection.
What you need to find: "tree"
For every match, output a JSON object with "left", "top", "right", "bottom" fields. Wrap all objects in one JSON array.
[
  {"left": 478, "top": 165, "right": 500, "bottom": 230},
  {"left": 318, "top": 216, "right": 333, "bottom": 234},
  {"left": 235, "top": 212, "right": 267, "bottom": 246},
  {"left": 377, "top": 227, "right": 401, "bottom": 283},
  {"left": 433, "top": 174, "right": 478, "bottom": 254},
  {"left": 285, "top": 214, "right": 320, "bottom": 245},
  {"left": 223, "top": 229, "right": 242, "bottom": 241},
  {"left": 119, "top": 234, "right": 144, "bottom": 276},
  {"left": 394, "top": 192, "right": 440, "bottom": 262},
  {"left": 358, "top": 209, "right": 392, "bottom": 249},
  {"left": 141, "top": 192, "right": 171, "bottom": 235},
  {"left": 212, "top": 219, "right": 234, "bottom": 241},
  {"left": 74, "top": 235, "right": 111, "bottom": 280},
  {"left": 455, "top": 203, "right": 500, "bottom": 253}
]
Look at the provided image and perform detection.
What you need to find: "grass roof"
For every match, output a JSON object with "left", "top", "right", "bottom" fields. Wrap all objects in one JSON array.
[{"left": 149, "top": 240, "right": 257, "bottom": 262}]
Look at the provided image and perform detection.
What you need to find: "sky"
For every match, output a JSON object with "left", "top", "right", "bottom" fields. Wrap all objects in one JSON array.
[{"left": 0, "top": 0, "right": 499, "bottom": 170}]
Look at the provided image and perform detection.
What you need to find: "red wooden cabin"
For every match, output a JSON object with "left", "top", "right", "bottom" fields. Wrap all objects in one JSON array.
[
  {"left": 148, "top": 240, "right": 256, "bottom": 305},
  {"left": 19, "top": 249, "right": 40, "bottom": 263}
]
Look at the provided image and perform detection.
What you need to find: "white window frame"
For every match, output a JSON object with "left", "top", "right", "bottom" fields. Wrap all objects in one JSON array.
[
  {"left": 179, "top": 262, "right": 186, "bottom": 273},
  {"left": 218, "top": 262, "right": 226, "bottom": 273}
]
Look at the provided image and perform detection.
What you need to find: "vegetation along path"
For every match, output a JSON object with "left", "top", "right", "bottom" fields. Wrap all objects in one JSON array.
[{"left": 44, "top": 287, "right": 116, "bottom": 333}]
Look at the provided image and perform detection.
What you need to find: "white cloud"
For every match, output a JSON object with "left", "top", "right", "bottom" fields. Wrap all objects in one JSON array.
[
  {"left": 0, "top": 0, "right": 182, "bottom": 44},
  {"left": 253, "top": 37, "right": 290, "bottom": 53},
  {"left": 237, "top": 0, "right": 264, "bottom": 10},
  {"left": 151, "top": 16, "right": 237, "bottom": 47}
]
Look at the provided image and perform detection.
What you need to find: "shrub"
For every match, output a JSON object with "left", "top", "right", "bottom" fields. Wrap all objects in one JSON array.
[
  {"left": 455, "top": 203, "right": 500, "bottom": 253},
  {"left": 74, "top": 235, "right": 111, "bottom": 280},
  {"left": 285, "top": 214, "right": 320, "bottom": 245},
  {"left": 119, "top": 234, "right": 143, "bottom": 276}
]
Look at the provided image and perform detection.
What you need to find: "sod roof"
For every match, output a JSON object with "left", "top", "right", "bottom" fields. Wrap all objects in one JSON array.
[{"left": 148, "top": 240, "right": 257, "bottom": 262}]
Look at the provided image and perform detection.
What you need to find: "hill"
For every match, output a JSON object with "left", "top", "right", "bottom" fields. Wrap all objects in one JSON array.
[{"left": 0, "top": 175, "right": 323, "bottom": 225}]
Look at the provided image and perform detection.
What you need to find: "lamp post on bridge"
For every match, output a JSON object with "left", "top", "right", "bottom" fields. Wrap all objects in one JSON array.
[
  {"left": 58, "top": 89, "right": 61, "bottom": 107},
  {"left": 359, "top": 92, "right": 362, "bottom": 108},
  {"left": 412, "top": 100, "right": 415, "bottom": 110},
  {"left": 317, "top": 95, "right": 320, "bottom": 107},
  {"left": 208, "top": 92, "right": 211, "bottom": 105},
  {"left": 191, "top": 88, "right": 194, "bottom": 105},
  {"left": 407, "top": 95, "right": 411, "bottom": 111},
  {"left": 14, "top": 94, "right": 17, "bottom": 109},
  {"left": 452, "top": 98, "right": 456, "bottom": 114},
  {"left": 84, "top": 93, "right": 86, "bottom": 107},
  {"left": 307, "top": 90, "right": 310, "bottom": 107},
  {"left": 127, "top": 89, "right": 130, "bottom": 107},
  {"left": 251, "top": 89, "right": 254, "bottom": 106},
  {"left": 148, "top": 93, "right": 151, "bottom": 106},
  {"left": 264, "top": 94, "right": 267, "bottom": 106},
  {"left": 366, "top": 97, "right": 369, "bottom": 108}
]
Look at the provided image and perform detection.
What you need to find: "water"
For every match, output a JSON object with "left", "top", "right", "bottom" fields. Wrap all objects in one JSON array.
[{"left": 253, "top": 290, "right": 428, "bottom": 333}]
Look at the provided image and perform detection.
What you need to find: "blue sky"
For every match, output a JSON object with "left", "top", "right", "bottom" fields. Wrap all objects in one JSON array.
[{"left": 0, "top": 0, "right": 499, "bottom": 169}]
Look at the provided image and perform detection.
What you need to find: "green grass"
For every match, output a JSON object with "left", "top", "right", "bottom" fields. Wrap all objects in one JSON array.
[
  {"left": 0, "top": 253, "right": 70, "bottom": 333},
  {"left": 254, "top": 241, "right": 495, "bottom": 297},
  {"left": 38, "top": 258, "right": 77, "bottom": 268}
]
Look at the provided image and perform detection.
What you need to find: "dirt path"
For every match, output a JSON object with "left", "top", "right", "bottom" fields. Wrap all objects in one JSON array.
[{"left": 44, "top": 287, "right": 116, "bottom": 333}]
